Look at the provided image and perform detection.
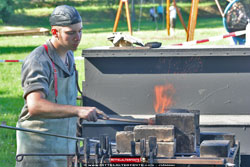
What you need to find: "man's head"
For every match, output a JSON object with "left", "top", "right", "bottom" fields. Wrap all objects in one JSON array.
[
  {"left": 49, "top": 5, "right": 82, "bottom": 26},
  {"left": 49, "top": 5, "right": 82, "bottom": 51}
]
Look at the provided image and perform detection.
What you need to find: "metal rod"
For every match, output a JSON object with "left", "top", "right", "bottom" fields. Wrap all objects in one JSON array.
[
  {"left": 16, "top": 153, "right": 80, "bottom": 162},
  {"left": 0, "top": 124, "right": 116, "bottom": 145},
  {"left": 99, "top": 116, "right": 155, "bottom": 125},
  {"left": 1, "top": 124, "right": 85, "bottom": 141},
  {"left": 214, "top": 0, "right": 224, "bottom": 18},
  {"left": 105, "top": 117, "right": 149, "bottom": 124}
]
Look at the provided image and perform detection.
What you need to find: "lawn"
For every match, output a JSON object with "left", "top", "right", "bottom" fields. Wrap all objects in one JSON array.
[{"left": 0, "top": 1, "right": 233, "bottom": 166}]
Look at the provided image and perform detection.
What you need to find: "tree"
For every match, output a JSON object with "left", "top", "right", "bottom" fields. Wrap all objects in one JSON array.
[
  {"left": 0, "top": 0, "right": 13, "bottom": 23},
  {"left": 0, "top": 0, "right": 27, "bottom": 23}
]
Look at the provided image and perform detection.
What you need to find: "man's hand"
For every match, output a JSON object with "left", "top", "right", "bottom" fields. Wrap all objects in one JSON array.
[{"left": 77, "top": 107, "right": 109, "bottom": 122}]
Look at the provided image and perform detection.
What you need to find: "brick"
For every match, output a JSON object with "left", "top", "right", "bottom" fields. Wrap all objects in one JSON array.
[
  {"left": 189, "top": 110, "right": 200, "bottom": 126},
  {"left": 124, "top": 126, "right": 135, "bottom": 131},
  {"left": 175, "top": 131, "right": 196, "bottom": 153},
  {"left": 200, "top": 140, "right": 230, "bottom": 158},
  {"left": 155, "top": 113, "right": 196, "bottom": 134},
  {"left": 155, "top": 113, "right": 197, "bottom": 153},
  {"left": 116, "top": 131, "right": 134, "bottom": 153},
  {"left": 134, "top": 125, "right": 175, "bottom": 142},
  {"left": 200, "top": 132, "right": 235, "bottom": 147},
  {"left": 165, "top": 108, "right": 190, "bottom": 113},
  {"left": 135, "top": 141, "right": 176, "bottom": 157},
  {"left": 196, "top": 127, "right": 200, "bottom": 146},
  {"left": 189, "top": 110, "right": 200, "bottom": 146}
]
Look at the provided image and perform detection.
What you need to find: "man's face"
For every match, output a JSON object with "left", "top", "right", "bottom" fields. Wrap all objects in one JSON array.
[{"left": 57, "top": 22, "right": 83, "bottom": 51}]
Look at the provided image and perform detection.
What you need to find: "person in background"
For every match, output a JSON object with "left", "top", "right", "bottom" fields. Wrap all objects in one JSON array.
[
  {"left": 169, "top": 5, "right": 177, "bottom": 35},
  {"left": 16, "top": 5, "right": 108, "bottom": 167},
  {"left": 150, "top": 7, "right": 157, "bottom": 21},
  {"left": 157, "top": 3, "right": 164, "bottom": 22}
]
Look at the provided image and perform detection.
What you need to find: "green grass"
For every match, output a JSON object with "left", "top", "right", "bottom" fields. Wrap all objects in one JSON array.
[{"left": 0, "top": 1, "right": 234, "bottom": 166}]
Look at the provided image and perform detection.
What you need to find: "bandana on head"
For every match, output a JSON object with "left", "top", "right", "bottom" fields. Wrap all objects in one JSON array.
[{"left": 49, "top": 5, "right": 82, "bottom": 26}]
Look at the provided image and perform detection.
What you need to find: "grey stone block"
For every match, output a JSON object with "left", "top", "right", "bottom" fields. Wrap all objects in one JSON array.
[
  {"left": 200, "top": 140, "right": 230, "bottom": 158},
  {"left": 165, "top": 108, "right": 190, "bottom": 113},
  {"left": 155, "top": 113, "right": 196, "bottom": 134},
  {"left": 196, "top": 127, "right": 200, "bottom": 146},
  {"left": 200, "top": 132, "right": 235, "bottom": 147},
  {"left": 189, "top": 110, "right": 200, "bottom": 126},
  {"left": 175, "top": 131, "right": 196, "bottom": 153},
  {"left": 116, "top": 131, "right": 134, "bottom": 153},
  {"left": 124, "top": 126, "right": 135, "bottom": 131},
  {"left": 155, "top": 113, "right": 197, "bottom": 153},
  {"left": 134, "top": 125, "right": 175, "bottom": 142},
  {"left": 135, "top": 141, "right": 176, "bottom": 157}
]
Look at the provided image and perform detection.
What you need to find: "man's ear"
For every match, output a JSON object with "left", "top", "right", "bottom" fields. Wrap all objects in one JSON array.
[{"left": 51, "top": 28, "right": 57, "bottom": 36}]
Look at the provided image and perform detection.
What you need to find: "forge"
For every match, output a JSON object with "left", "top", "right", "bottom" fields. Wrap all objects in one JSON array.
[{"left": 81, "top": 46, "right": 250, "bottom": 166}]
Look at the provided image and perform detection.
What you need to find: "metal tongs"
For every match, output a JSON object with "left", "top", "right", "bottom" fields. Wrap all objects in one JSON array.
[{"left": 98, "top": 114, "right": 155, "bottom": 125}]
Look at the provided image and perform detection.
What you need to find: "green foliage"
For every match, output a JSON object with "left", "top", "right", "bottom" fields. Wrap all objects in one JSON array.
[
  {"left": 0, "top": 0, "right": 13, "bottom": 23},
  {"left": 0, "top": 0, "right": 29, "bottom": 23}
]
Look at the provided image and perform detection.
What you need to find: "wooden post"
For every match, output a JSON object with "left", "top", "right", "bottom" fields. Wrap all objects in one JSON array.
[
  {"left": 125, "top": 0, "right": 132, "bottom": 35},
  {"left": 186, "top": 0, "right": 199, "bottom": 41},
  {"left": 166, "top": 0, "right": 170, "bottom": 36},
  {"left": 113, "top": 0, "right": 123, "bottom": 33},
  {"left": 173, "top": 0, "right": 187, "bottom": 33},
  {"left": 113, "top": 0, "right": 133, "bottom": 35}
]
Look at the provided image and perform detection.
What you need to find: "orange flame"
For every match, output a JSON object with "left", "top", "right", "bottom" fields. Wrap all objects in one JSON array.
[{"left": 154, "top": 84, "right": 176, "bottom": 114}]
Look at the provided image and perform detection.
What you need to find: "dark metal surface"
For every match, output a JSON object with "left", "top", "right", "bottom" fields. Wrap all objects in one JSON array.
[
  {"left": 81, "top": 120, "right": 139, "bottom": 141},
  {"left": 82, "top": 46, "right": 250, "bottom": 115},
  {"left": 82, "top": 46, "right": 250, "bottom": 57}
]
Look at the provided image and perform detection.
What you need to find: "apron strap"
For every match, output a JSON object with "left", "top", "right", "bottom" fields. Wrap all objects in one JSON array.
[
  {"left": 43, "top": 44, "right": 58, "bottom": 103},
  {"left": 74, "top": 64, "right": 83, "bottom": 96}
]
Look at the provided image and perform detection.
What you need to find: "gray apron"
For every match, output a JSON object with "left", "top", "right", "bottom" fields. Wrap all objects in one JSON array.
[{"left": 16, "top": 71, "right": 78, "bottom": 167}]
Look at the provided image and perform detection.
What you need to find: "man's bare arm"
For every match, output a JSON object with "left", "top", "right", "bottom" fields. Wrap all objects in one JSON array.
[{"left": 26, "top": 91, "right": 108, "bottom": 121}]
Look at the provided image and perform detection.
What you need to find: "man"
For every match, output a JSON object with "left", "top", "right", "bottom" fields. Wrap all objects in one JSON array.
[
  {"left": 169, "top": 5, "right": 177, "bottom": 35},
  {"left": 149, "top": 7, "right": 157, "bottom": 22},
  {"left": 157, "top": 3, "right": 163, "bottom": 22},
  {"left": 16, "top": 5, "right": 108, "bottom": 167}
]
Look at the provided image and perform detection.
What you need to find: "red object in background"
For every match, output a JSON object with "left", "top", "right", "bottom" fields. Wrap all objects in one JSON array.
[{"left": 0, "top": 60, "right": 24, "bottom": 63}]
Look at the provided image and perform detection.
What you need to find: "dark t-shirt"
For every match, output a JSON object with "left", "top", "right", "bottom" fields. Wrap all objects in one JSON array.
[{"left": 19, "top": 40, "right": 75, "bottom": 120}]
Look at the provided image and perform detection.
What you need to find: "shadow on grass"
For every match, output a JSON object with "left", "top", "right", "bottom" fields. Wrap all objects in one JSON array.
[
  {"left": 0, "top": 46, "right": 37, "bottom": 55},
  {"left": 2, "top": 3, "right": 224, "bottom": 34},
  {"left": 7, "top": 14, "right": 50, "bottom": 29},
  {"left": 197, "top": 17, "right": 223, "bottom": 29},
  {"left": 6, "top": 7, "right": 116, "bottom": 29}
]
